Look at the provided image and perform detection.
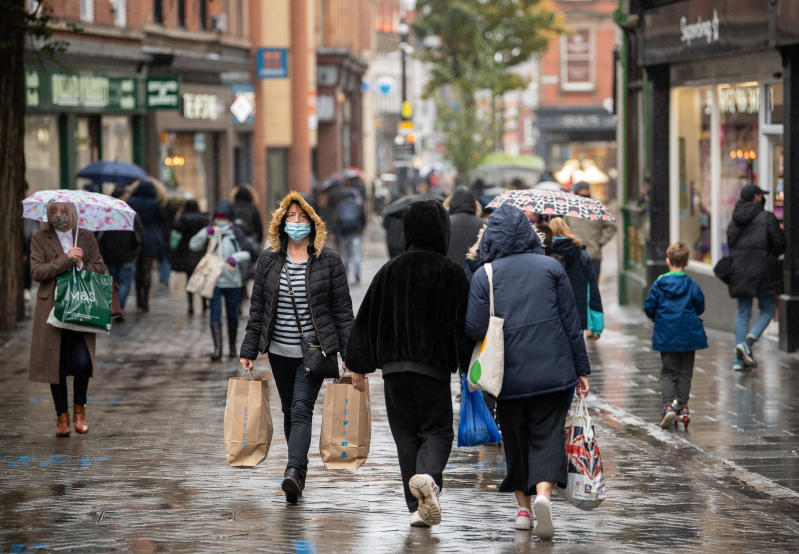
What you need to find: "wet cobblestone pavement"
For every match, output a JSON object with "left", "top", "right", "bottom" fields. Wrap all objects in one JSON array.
[{"left": 2, "top": 228, "right": 799, "bottom": 552}]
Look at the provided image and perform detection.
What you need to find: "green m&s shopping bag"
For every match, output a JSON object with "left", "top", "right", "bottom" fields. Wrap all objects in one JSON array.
[{"left": 53, "top": 269, "right": 113, "bottom": 332}]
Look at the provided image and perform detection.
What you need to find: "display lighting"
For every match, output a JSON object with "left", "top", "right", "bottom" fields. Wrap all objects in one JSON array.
[
  {"left": 164, "top": 155, "right": 185, "bottom": 167},
  {"left": 729, "top": 150, "right": 756, "bottom": 160}
]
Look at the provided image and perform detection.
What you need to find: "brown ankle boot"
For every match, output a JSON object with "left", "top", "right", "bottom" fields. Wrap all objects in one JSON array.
[
  {"left": 73, "top": 404, "right": 89, "bottom": 434},
  {"left": 56, "top": 413, "right": 70, "bottom": 437}
]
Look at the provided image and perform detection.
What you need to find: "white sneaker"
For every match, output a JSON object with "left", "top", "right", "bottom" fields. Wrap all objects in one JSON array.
[
  {"left": 533, "top": 495, "right": 554, "bottom": 540},
  {"left": 514, "top": 507, "right": 532, "bottom": 530},
  {"left": 409, "top": 474, "right": 441, "bottom": 526},
  {"left": 410, "top": 511, "right": 431, "bottom": 527}
]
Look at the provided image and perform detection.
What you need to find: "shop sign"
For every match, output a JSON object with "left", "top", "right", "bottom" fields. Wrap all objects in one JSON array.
[
  {"left": 230, "top": 85, "right": 255, "bottom": 125},
  {"left": 257, "top": 48, "right": 288, "bottom": 79},
  {"left": 146, "top": 77, "right": 180, "bottom": 110},
  {"left": 182, "top": 93, "right": 219, "bottom": 120},
  {"left": 639, "top": 0, "right": 769, "bottom": 66},
  {"left": 25, "top": 67, "right": 140, "bottom": 112}
]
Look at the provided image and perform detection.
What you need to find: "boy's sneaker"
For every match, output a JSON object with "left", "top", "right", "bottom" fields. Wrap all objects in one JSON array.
[
  {"left": 409, "top": 474, "right": 441, "bottom": 526},
  {"left": 409, "top": 511, "right": 431, "bottom": 527},
  {"left": 532, "top": 495, "right": 554, "bottom": 540},
  {"left": 732, "top": 359, "right": 746, "bottom": 371},
  {"left": 736, "top": 342, "right": 756, "bottom": 367},
  {"left": 659, "top": 404, "right": 677, "bottom": 428},
  {"left": 514, "top": 507, "right": 532, "bottom": 530}
]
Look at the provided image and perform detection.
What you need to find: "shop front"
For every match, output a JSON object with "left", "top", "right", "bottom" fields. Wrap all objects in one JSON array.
[
  {"left": 24, "top": 65, "right": 145, "bottom": 191},
  {"left": 622, "top": 0, "right": 799, "bottom": 351},
  {"left": 151, "top": 83, "right": 234, "bottom": 211}
]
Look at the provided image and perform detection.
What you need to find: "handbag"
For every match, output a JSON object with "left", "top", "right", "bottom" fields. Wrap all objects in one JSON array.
[
  {"left": 713, "top": 255, "right": 733, "bottom": 284},
  {"left": 52, "top": 268, "right": 113, "bottom": 332},
  {"left": 111, "top": 280, "right": 123, "bottom": 319},
  {"left": 457, "top": 372, "right": 502, "bottom": 447},
  {"left": 562, "top": 396, "right": 607, "bottom": 510},
  {"left": 284, "top": 265, "right": 340, "bottom": 379},
  {"left": 186, "top": 232, "right": 224, "bottom": 299},
  {"left": 467, "top": 263, "right": 504, "bottom": 397}
]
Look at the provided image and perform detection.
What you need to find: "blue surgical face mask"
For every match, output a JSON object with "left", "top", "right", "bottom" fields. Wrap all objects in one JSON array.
[
  {"left": 214, "top": 218, "right": 230, "bottom": 228},
  {"left": 285, "top": 222, "right": 311, "bottom": 243}
]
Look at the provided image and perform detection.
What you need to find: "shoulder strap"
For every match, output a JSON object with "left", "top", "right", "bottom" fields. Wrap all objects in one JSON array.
[
  {"left": 485, "top": 263, "right": 495, "bottom": 317},
  {"left": 283, "top": 264, "right": 304, "bottom": 335}
]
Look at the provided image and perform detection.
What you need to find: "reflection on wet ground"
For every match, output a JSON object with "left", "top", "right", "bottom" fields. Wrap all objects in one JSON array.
[{"left": 1, "top": 230, "right": 798, "bottom": 551}]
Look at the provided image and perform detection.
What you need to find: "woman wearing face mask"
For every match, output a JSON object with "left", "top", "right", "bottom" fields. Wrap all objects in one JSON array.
[
  {"left": 189, "top": 200, "right": 253, "bottom": 360},
  {"left": 29, "top": 201, "right": 107, "bottom": 436},
  {"left": 239, "top": 191, "right": 354, "bottom": 504}
]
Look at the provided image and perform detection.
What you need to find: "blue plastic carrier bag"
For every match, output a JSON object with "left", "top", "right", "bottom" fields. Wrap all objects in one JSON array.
[{"left": 457, "top": 372, "right": 503, "bottom": 447}]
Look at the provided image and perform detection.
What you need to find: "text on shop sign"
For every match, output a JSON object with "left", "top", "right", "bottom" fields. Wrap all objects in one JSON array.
[
  {"left": 25, "top": 68, "right": 140, "bottom": 112},
  {"left": 182, "top": 93, "right": 219, "bottom": 120},
  {"left": 680, "top": 10, "right": 719, "bottom": 46}
]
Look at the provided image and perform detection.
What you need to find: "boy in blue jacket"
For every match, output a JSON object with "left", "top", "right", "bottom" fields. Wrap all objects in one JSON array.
[{"left": 644, "top": 242, "right": 708, "bottom": 429}]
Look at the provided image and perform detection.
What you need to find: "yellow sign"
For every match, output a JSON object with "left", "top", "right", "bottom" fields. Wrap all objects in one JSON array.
[
  {"left": 401, "top": 101, "right": 413, "bottom": 119},
  {"left": 397, "top": 120, "right": 413, "bottom": 133}
]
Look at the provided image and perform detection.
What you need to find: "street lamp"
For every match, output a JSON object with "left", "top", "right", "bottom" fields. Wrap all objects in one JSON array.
[{"left": 397, "top": 16, "right": 411, "bottom": 193}]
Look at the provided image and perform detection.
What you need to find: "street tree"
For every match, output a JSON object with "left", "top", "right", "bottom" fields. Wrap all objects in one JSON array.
[
  {"left": 0, "top": 0, "right": 70, "bottom": 331},
  {"left": 413, "top": 0, "right": 561, "bottom": 176}
]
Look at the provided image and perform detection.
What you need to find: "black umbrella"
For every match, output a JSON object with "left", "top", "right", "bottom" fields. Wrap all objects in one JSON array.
[{"left": 381, "top": 194, "right": 430, "bottom": 218}]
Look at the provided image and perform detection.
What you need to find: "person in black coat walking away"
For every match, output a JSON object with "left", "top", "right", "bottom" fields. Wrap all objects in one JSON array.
[
  {"left": 239, "top": 191, "right": 354, "bottom": 504},
  {"left": 466, "top": 204, "right": 590, "bottom": 539},
  {"left": 230, "top": 185, "right": 264, "bottom": 244},
  {"left": 127, "top": 181, "right": 166, "bottom": 312},
  {"left": 169, "top": 199, "right": 209, "bottom": 315},
  {"left": 726, "top": 184, "right": 786, "bottom": 370},
  {"left": 548, "top": 217, "right": 604, "bottom": 340},
  {"left": 346, "top": 200, "right": 472, "bottom": 529},
  {"left": 444, "top": 186, "right": 485, "bottom": 269}
]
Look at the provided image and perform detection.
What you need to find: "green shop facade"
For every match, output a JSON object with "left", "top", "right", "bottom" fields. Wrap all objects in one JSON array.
[
  {"left": 617, "top": 0, "right": 799, "bottom": 352},
  {"left": 24, "top": 64, "right": 147, "bottom": 192}
]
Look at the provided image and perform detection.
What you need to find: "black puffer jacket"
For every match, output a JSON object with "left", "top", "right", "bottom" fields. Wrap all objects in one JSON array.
[
  {"left": 127, "top": 182, "right": 166, "bottom": 258},
  {"left": 446, "top": 186, "right": 485, "bottom": 269},
  {"left": 169, "top": 211, "right": 209, "bottom": 273},
  {"left": 726, "top": 201, "right": 786, "bottom": 297},
  {"left": 240, "top": 192, "right": 353, "bottom": 361}
]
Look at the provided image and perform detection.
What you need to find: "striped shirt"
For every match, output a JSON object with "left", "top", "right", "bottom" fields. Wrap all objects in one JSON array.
[{"left": 268, "top": 257, "right": 312, "bottom": 358}]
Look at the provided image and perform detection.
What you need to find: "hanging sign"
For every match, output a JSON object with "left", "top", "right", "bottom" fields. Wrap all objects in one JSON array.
[{"left": 257, "top": 48, "right": 288, "bottom": 79}]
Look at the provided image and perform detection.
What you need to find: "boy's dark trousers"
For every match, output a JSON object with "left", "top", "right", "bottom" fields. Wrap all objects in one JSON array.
[
  {"left": 660, "top": 351, "right": 695, "bottom": 405},
  {"left": 383, "top": 371, "right": 453, "bottom": 513}
]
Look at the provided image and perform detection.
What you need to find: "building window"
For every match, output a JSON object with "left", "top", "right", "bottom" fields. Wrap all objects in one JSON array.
[
  {"left": 111, "top": 0, "right": 126, "bottom": 27},
  {"left": 560, "top": 29, "right": 594, "bottom": 91},
  {"left": 154, "top": 0, "right": 163, "bottom": 24},
  {"left": 178, "top": 0, "right": 186, "bottom": 28},
  {"left": 80, "top": 0, "right": 94, "bottom": 23},
  {"left": 199, "top": 0, "right": 208, "bottom": 30}
]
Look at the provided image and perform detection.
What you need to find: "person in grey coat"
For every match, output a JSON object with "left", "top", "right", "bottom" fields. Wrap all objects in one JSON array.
[
  {"left": 190, "top": 200, "right": 252, "bottom": 360},
  {"left": 564, "top": 181, "right": 616, "bottom": 278}
]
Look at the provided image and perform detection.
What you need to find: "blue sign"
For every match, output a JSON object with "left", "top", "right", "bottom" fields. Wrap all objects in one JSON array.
[{"left": 257, "top": 48, "right": 288, "bottom": 79}]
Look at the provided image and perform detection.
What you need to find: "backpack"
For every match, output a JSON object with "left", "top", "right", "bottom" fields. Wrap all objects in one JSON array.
[{"left": 336, "top": 198, "right": 362, "bottom": 233}]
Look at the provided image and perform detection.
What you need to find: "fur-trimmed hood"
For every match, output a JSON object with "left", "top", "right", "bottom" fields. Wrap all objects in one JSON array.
[{"left": 267, "top": 191, "right": 327, "bottom": 257}]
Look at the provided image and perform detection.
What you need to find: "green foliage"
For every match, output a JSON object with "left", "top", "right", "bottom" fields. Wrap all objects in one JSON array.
[
  {"left": 413, "top": 0, "right": 561, "bottom": 173},
  {"left": 0, "top": 0, "right": 74, "bottom": 56},
  {"left": 434, "top": 90, "right": 494, "bottom": 176}
]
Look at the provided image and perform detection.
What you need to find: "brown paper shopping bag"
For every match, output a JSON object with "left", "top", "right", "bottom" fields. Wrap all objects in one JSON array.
[
  {"left": 319, "top": 376, "right": 371, "bottom": 470},
  {"left": 224, "top": 373, "right": 273, "bottom": 467}
]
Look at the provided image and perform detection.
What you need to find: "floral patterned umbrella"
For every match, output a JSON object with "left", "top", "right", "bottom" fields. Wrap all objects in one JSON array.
[
  {"left": 22, "top": 189, "right": 136, "bottom": 231},
  {"left": 486, "top": 189, "right": 615, "bottom": 222}
]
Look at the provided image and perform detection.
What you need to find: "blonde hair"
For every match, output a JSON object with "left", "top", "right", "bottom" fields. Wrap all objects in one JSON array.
[
  {"left": 548, "top": 217, "right": 582, "bottom": 247},
  {"left": 41, "top": 201, "right": 78, "bottom": 232}
]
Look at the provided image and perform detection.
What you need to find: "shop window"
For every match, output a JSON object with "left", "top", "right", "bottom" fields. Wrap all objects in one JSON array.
[
  {"left": 75, "top": 116, "right": 100, "bottom": 178},
  {"left": 767, "top": 83, "right": 784, "bottom": 125},
  {"left": 267, "top": 149, "right": 289, "bottom": 212},
  {"left": 674, "top": 86, "right": 712, "bottom": 264},
  {"left": 101, "top": 116, "right": 132, "bottom": 164},
  {"left": 24, "top": 115, "right": 59, "bottom": 192},
  {"left": 561, "top": 29, "right": 594, "bottom": 91}
]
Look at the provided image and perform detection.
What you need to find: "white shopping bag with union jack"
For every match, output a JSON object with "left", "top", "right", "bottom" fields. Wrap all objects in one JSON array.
[{"left": 563, "top": 396, "right": 606, "bottom": 510}]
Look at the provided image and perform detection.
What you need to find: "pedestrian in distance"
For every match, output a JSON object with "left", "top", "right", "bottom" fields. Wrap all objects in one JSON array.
[
  {"left": 239, "top": 191, "right": 354, "bottom": 504},
  {"left": 126, "top": 181, "right": 166, "bottom": 312},
  {"left": 644, "top": 241, "right": 708, "bottom": 429},
  {"left": 346, "top": 200, "right": 472, "bottom": 528},
  {"left": 443, "top": 186, "right": 485, "bottom": 269},
  {"left": 564, "top": 181, "right": 617, "bottom": 279},
  {"left": 725, "top": 184, "right": 786, "bottom": 370},
  {"left": 548, "top": 217, "right": 604, "bottom": 341},
  {"left": 334, "top": 176, "right": 367, "bottom": 284},
  {"left": 190, "top": 200, "right": 252, "bottom": 361},
  {"left": 29, "top": 201, "right": 107, "bottom": 436},
  {"left": 169, "top": 198, "right": 210, "bottom": 315},
  {"left": 96, "top": 188, "right": 145, "bottom": 312},
  {"left": 230, "top": 185, "right": 264, "bottom": 244},
  {"left": 465, "top": 204, "right": 590, "bottom": 540}
]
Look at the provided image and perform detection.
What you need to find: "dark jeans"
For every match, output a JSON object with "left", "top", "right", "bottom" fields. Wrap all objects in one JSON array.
[
  {"left": 135, "top": 256, "right": 155, "bottom": 310},
  {"left": 660, "top": 351, "right": 695, "bottom": 406},
  {"left": 210, "top": 287, "right": 241, "bottom": 324},
  {"left": 384, "top": 372, "right": 454, "bottom": 513},
  {"left": 496, "top": 390, "right": 570, "bottom": 494},
  {"left": 107, "top": 260, "right": 136, "bottom": 309},
  {"left": 268, "top": 353, "right": 323, "bottom": 480},
  {"left": 50, "top": 330, "right": 92, "bottom": 416}
]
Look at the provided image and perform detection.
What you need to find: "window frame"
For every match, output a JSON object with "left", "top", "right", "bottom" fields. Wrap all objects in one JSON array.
[{"left": 560, "top": 28, "right": 595, "bottom": 92}]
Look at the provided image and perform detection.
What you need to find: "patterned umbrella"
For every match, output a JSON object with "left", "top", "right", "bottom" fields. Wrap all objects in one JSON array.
[
  {"left": 486, "top": 189, "right": 615, "bottom": 222},
  {"left": 22, "top": 189, "right": 137, "bottom": 231}
]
